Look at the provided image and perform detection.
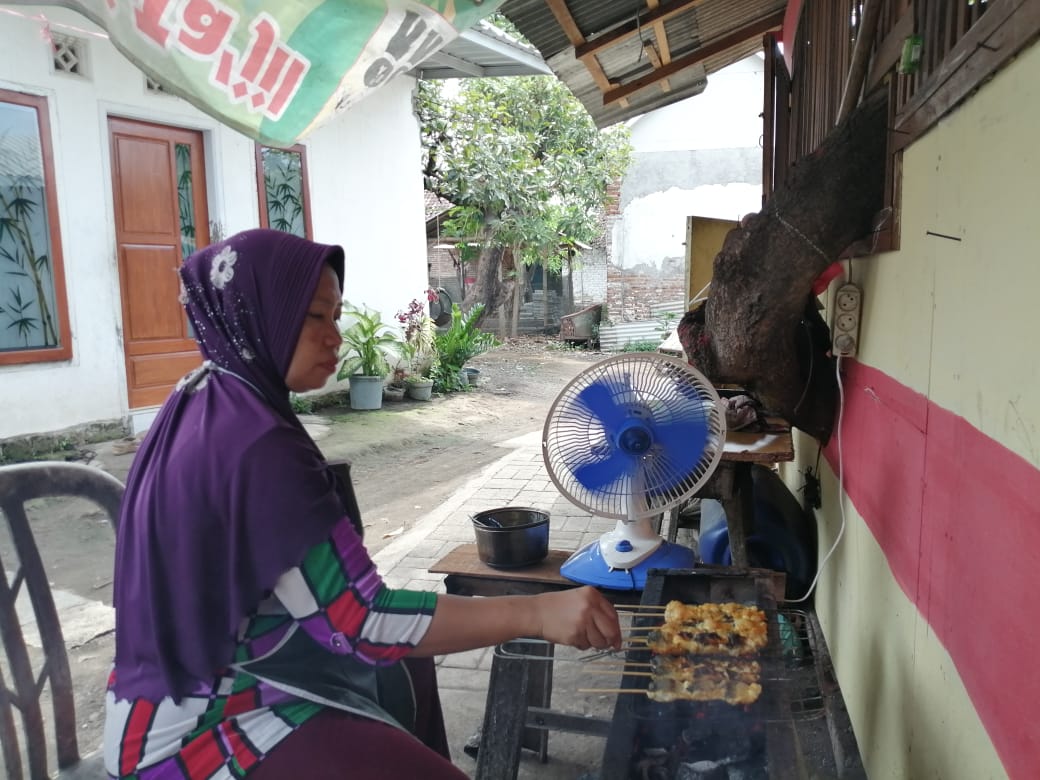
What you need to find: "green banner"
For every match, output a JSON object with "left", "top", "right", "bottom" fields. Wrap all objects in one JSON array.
[{"left": 22, "top": 0, "right": 502, "bottom": 146}]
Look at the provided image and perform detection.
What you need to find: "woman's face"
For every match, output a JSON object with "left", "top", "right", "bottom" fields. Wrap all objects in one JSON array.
[{"left": 285, "top": 265, "right": 343, "bottom": 393}]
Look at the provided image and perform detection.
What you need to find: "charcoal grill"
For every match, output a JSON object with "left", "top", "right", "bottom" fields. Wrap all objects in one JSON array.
[{"left": 598, "top": 569, "right": 865, "bottom": 780}]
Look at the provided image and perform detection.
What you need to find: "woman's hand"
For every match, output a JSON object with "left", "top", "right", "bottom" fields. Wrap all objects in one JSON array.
[{"left": 532, "top": 587, "right": 621, "bottom": 650}]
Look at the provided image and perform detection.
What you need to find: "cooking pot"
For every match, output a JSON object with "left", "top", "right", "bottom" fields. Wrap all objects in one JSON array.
[{"left": 471, "top": 507, "right": 549, "bottom": 568}]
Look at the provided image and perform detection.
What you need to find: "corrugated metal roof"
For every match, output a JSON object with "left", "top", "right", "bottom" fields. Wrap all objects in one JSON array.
[
  {"left": 415, "top": 20, "right": 552, "bottom": 80},
  {"left": 499, "top": 0, "right": 785, "bottom": 127},
  {"left": 423, "top": 191, "right": 454, "bottom": 222}
]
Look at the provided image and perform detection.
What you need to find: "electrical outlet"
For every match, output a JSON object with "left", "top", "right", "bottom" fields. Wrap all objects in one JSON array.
[{"left": 831, "top": 283, "right": 862, "bottom": 357}]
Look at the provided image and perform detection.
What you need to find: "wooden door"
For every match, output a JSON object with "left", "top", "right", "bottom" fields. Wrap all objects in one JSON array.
[
  {"left": 685, "top": 216, "right": 738, "bottom": 305},
  {"left": 109, "top": 118, "right": 209, "bottom": 408}
]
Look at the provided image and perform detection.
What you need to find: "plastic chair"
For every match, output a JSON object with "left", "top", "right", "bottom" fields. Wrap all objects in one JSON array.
[{"left": 0, "top": 461, "right": 124, "bottom": 779}]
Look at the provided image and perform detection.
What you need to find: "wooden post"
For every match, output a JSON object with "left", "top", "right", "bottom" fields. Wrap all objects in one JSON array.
[{"left": 836, "top": 0, "right": 883, "bottom": 126}]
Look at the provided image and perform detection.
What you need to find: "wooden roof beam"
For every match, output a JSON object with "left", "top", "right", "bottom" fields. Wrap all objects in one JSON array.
[
  {"left": 603, "top": 9, "right": 785, "bottom": 106},
  {"left": 543, "top": 0, "right": 629, "bottom": 108},
  {"left": 544, "top": 0, "right": 587, "bottom": 46},
  {"left": 575, "top": 0, "right": 709, "bottom": 60},
  {"left": 646, "top": 0, "right": 674, "bottom": 93}
]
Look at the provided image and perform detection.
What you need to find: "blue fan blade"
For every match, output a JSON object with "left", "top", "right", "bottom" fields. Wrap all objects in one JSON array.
[
  {"left": 651, "top": 418, "right": 710, "bottom": 479},
  {"left": 575, "top": 382, "right": 629, "bottom": 435},
  {"left": 574, "top": 452, "right": 632, "bottom": 491}
]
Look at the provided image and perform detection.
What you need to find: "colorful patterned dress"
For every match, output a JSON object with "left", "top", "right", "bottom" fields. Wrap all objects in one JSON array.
[{"left": 104, "top": 520, "right": 436, "bottom": 779}]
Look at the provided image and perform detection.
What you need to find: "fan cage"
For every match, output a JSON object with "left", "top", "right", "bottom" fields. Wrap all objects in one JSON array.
[{"left": 542, "top": 353, "right": 726, "bottom": 520}]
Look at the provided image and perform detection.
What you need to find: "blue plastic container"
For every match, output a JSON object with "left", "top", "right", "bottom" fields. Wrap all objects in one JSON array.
[{"left": 697, "top": 465, "right": 817, "bottom": 599}]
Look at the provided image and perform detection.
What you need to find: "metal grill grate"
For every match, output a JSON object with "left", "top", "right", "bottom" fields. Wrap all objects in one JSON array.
[
  {"left": 598, "top": 570, "right": 865, "bottom": 779},
  {"left": 611, "top": 608, "right": 826, "bottom": 725}
]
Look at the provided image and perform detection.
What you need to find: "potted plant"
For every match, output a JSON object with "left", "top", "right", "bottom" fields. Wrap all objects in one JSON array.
[
  {"left": 396, "top": 292, "right": 438, "bottom": 376},
  {"left": 431, "top": 303, "right": 499, "bottom": 393},
  {"left": 404, "top": 374, "right": 435, "bottom": 401},
  {"left": 337, "top": 303, "right": 403, "bottom": 410}
]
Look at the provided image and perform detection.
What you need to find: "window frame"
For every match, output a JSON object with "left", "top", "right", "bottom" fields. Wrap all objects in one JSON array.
[
  {"left": 0, "top": 88, "right": 72, "bottom": 366},
  {"left": 254, "top": 142, "right": 313, "bottom": 239}
]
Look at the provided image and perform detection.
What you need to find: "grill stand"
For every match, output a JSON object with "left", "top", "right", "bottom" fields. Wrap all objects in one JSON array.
[
  {"left": 474, "top": 639, "right": 553, "bottom": 777},
  {"left": 599, "top": 570, "right": 865, "bottom": 779},
  {"left": 429, "top": 547, "right": 863, "bottom": 779}
]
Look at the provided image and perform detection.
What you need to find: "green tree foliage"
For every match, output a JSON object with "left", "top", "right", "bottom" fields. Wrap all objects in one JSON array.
[{"left": 418, "top": 76, "right": 631, "bottom": 324}]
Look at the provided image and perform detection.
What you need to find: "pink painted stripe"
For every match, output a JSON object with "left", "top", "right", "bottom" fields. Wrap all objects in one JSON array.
[{"left": 824, "top": 360, "right": 1040, "bottom": 778}]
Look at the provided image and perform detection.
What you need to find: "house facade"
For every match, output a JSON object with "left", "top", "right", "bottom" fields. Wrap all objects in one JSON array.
[
  {"left": 0, "top": 5, "right": 430, "bottom": 443},
  {"left": 607, "top": 55, "right": 763, "bottom": 321},
  {"left": 574, "top": 55, "right": 763, "bottom": 348},
  {"left": 768, "top": 4, "right": 1040, "bottom": 777}
]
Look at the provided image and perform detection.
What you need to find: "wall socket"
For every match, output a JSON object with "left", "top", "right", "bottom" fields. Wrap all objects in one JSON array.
[{"left": 831, "top": 283, "right": 862, "bottom": 358}]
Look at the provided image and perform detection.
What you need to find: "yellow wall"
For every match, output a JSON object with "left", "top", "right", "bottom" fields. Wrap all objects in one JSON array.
[{"left": 784, "top": 41, "right": 1040, "bottom": 779}]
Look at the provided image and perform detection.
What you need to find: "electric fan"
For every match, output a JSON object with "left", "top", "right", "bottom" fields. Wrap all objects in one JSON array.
[{"left": 542, "top": 353, "right": 726, "bottom": 590}]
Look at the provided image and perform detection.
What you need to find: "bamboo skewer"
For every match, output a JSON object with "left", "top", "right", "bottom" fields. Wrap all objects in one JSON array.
[
  {"left": 583, "top": 659, "right": 650, "bottom": 666},
  {"left": 615, "top": 604, "right": 667, "bottom": 613},
  {"left": 578, "top": 688, "right": 647, "bottom": 695},
  {"left": 583, "top": 660, "right": 652, "bottom": 668}
]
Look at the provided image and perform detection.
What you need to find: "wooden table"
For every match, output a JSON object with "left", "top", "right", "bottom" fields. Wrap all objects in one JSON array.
[{"left": 430, "top": 546, "right": 576, "bottom": 597}]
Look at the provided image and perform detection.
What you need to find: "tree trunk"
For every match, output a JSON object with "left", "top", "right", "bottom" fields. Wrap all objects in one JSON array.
[
  {"left": 541, "top": 259, "right": 549, "bottom": 328},
  {"left": 677, "top": 87, "right": 889, "bottom": 443},
  {"left": 511, "top": 260, "right": 523, "bottom": 338},
  {"left": 462, "top": 244, "right": 512, "bottom": 328}
]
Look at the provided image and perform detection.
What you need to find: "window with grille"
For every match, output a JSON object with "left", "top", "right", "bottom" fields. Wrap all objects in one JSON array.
[{"left": 762, "top": 0, "right": 1033, "bottom": 255}]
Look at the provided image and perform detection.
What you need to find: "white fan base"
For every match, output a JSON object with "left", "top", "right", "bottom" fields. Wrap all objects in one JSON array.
[{"left": 597, "top": 518, "right": 663, "bottom": 569}]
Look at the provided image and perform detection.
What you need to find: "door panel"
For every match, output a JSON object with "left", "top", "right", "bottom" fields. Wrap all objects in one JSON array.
[
  {"left": 130, "top": 353, "right": 206, "bottom": 387},
  {"left": 122, "top": 246, "right": 183, "bottom": 341},
  {"left": 113, "top": 136, "right": 178, "bottom": 237},
  {"left": 109, "top": 118, "right": 209, "bottom": 409}
]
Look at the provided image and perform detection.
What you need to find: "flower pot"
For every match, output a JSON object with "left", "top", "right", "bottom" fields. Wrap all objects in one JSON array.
[
  {"left": 348, "top": 376, "right": 384, "bottom": 410},
  {"left": 406, "top": 380, "right": 434, "bottom": 401},
  {"left": 384, "top": 384, "right": 406, "bottom": 402},
  {"left": 462, "top": 367, "right": 481, "bottom": 386}
]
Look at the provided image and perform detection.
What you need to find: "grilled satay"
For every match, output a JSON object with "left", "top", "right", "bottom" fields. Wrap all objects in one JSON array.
[
  {"left": 646, "top": 601, "right": 767, "bottom": 657},
  {"left": 646, "top": 656, "right": 762, "bottom": 704}
]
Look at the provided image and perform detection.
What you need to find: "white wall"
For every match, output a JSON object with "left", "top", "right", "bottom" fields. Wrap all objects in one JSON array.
[
  {"left": 0, "top": 6, "right": 426, "bottom": 440},
  {"left": 628, "top": 55, "right": 765, "bottom": 153},
  {"left": 305, "top": 79, "right": 429, "bottom": 322},
  {"left": 615, "top": 56, "right": 763, "bottom": 273}
]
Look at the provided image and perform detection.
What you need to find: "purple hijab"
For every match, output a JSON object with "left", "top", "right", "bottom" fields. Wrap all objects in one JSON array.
[{"left": 112, "top": 229, "right": 347, "bottom": 702}]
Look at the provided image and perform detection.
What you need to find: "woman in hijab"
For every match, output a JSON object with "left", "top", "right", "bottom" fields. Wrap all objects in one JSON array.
[{"left": 104, "top": 229, "right": 620, "bottom": 779}]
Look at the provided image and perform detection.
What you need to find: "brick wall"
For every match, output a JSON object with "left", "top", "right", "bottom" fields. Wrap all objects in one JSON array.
[
  {"left": 568, "top": 177, "right": 622, "bottom": 309},
  {"left": 571, "top": 247, "right": 608, "bottom": 307},
  {"left": 605, "top": 262, "right": 686, "bottom": 323}
]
